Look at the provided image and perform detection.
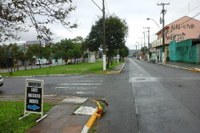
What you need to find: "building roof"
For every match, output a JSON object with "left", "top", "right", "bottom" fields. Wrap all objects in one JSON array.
[{"left": 156, "top": 16, "right": 200, "bottom": 35}]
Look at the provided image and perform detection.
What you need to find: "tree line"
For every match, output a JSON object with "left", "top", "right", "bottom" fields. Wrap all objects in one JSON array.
[
  {"left": 0, "top": 32, "right": 129, "bottom": 69},
  {"left": 1, "top": 1, "right": 129, "bottom": 70},
  {"left": 0, "top": 37, "right": 84, "bottom": 68}
]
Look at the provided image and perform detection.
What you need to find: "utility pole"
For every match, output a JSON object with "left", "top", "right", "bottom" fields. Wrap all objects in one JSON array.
[
  {"left": 90, "top": 0, "right": 106, "bottom": 70},
  {"left": 157, "top": 2, "right": 170, "bottom": 52},
  {"left": 102, "top": 0, "right": 106, "bottom": 70},
  {"left": 157, "top": 2, "right": 170, "bottom": 62},
  {"left": 143, "top": 32, "right": 146, "bottom": 47},
  {"left": 143, "top": 27, "right": 150, "bottom": 48}
]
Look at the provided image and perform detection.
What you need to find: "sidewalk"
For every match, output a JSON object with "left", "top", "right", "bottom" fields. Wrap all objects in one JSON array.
[
  {"left": 157, "top": 61, "right": 200, "bottom": 72},
  {"left": 27, "top": 97, "right": 96, "bottom": 133}
]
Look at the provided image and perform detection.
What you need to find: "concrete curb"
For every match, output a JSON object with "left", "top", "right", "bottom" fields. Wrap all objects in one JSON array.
[
  {"left": 81, "top": 99, "right": 103, "bottom": 133},
  {"left": 4, "top": 74, "right": 79, "bottom": 78},
  {"left": 106, "top": 60, "right": 127, "bottom": 74},
  {"left": 157, "top": 62, "right": 200, "bottom": 72},
  {"left": 119, "top": 62, "right": 126, "bottom": 73}
]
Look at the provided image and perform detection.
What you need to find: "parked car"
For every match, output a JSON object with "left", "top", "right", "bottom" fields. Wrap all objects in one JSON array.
[{"left": 0, "top": 75, "right": 3, "bottom": 87}]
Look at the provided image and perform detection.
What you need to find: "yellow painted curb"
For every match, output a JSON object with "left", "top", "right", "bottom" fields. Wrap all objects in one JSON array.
[
  {"left": 85, "top": 111, "right": 100, "bottom": 128},
  {"left": 81, "top": 99, "right": 104, "bottom": 133}
]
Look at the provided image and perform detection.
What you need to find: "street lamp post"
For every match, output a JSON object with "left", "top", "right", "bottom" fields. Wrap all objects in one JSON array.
[{"left": 146, "top": 18, "right": 161, "bottom": 29}]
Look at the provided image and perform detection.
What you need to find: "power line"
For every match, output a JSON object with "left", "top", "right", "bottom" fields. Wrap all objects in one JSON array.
[
  {"left": 187, "top": 3, "right": 200, "bottom": 15},
  {"left": 181, "top": 12, "right": 200, "bottom": 25}
]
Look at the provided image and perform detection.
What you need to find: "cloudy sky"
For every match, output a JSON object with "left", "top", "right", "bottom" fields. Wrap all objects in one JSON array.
[{"left": 19, "top": 0, "right": 200, "bottom": 49}]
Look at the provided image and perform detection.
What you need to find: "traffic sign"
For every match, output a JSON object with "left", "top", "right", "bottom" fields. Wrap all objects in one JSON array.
[
  {"left": 19, "top": 79, "right": 47, "bottom": 122},
  {"left": 25, "top": 80, "right": 43, "bottom": 113}
]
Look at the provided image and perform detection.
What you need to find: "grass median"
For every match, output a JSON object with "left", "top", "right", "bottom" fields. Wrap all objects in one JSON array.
[
  {"left": 0, "top": 100, "right": 52, "bottom": 133},
  {"left": 0, "top": 61, "right": 122, "bottom": 77}
]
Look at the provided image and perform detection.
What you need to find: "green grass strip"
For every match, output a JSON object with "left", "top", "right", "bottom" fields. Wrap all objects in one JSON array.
[
  {"left": 0, "top": 101, "right": 52, "bottom": 133},
  {"left": 0, "top": 61, "right": 122, "bottom": 77}
]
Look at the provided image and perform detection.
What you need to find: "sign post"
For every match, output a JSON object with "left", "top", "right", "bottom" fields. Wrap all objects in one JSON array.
[{"left": 19, "top": 79, "right": 47, "bottom": 122}]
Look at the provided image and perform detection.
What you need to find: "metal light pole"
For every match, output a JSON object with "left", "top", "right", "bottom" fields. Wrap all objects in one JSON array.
[{"left": 146, "top": 18, "right": 161, "bottom": 29}]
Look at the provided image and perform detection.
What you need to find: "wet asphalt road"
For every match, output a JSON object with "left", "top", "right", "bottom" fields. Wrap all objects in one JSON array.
[
  {"left": 128, "top": 58, "right": 200, "bottom": 133},
  {"left": 1, "top": 58, "right": 200, "bottom": 133}
]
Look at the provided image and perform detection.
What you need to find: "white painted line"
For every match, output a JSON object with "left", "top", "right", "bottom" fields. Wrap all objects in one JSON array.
[
  {"left": 61, "top": 97, "right": 88, "bottom": 104},
  {"left": 43, "top": 94, "right": 56, "bottom": 97},
  {"left": 59, "top": 83, "right": 102, "bottom": 86},
  {"left": 55, "top": 86, "right": 97, "bottom": 90},
  {"left": 76, "top": 91, "right": 94, "bottom": 95},
  {"left": 64, "top": 80, "right": 103, "bottom": 83},
  {"left": 74, "top": 106, "right": 97, "bottom": 115}
]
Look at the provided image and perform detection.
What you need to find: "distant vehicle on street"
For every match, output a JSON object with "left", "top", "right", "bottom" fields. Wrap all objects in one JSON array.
[
  {"left": 36, "top": 59, "right": 50, "bottom": 65},
  {"left": 0, "top": 75, "right": 3, "bottom": 87}
]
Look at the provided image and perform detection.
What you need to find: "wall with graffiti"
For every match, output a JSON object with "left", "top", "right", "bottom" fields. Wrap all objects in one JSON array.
[{"left": 156, "top": 16, "right": 200, "bottom": 46}]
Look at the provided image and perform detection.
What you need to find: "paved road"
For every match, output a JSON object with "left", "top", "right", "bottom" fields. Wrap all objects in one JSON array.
[
  {"left": 128, "top": 58, "right": 200, "bottom": 133},
  {"left": 1, "top": 58, "right": 200, "bottom": 133},
  {"left": 0, "top": 75, "right": 103, "bottom": 97},
  {"left": 0, "top": 67, "right": 139, "bottom": 133}
]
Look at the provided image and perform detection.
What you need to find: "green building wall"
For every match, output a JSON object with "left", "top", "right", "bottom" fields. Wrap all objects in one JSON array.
[{"left": 169, "top": 39, "right": 200, "bottom": 64}]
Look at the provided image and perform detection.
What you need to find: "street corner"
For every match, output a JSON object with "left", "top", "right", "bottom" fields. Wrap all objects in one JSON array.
[
  {"left": 80, "top": 98, "right": 109, "bottom": 133},
  {"left": 27, "top": 96, "right": 91, "bottom": 133},
  {"left": 106, "top": 71, "right": 120, "bottom": 75},
  {"left": 106, "top": 62, "right": 126, "bottom": 75}
]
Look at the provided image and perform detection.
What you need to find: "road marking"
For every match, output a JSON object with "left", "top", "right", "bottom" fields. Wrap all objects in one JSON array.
[
  {"left": 64, "top": 80, "right": 103, "bottom": 83},
  {"left": 61, "top": 97, "right": 88, "bottom": 104},
  {"left": 55, "top": 86, "right": 97, "bottom": 90},
  {"left": 74, "top": 106, "right": 97, "bottom": 115},
  {"left": 55, "top": 78, "right": 103, "bottom": 96},
  {"left": 76, "top": 91, "right": 94, "bottom": 95},
  {"left": 59, "top": 83, "right": 102, "bottom": 86}
]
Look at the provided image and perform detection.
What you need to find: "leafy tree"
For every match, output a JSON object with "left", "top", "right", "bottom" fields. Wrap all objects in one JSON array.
[
  {"left": 141, "top": 46, "right": 148, "bottom": 55},
  {"left": 8, "top": 43, "right": 24, "bottom": 70},
  {"left": 26, "top": 44, "right": 42, "bottom": 67},
  {"left": 0, "top": 45, "right": 8, "bottom": 67},
  {"left": 0, "top": 0, "right": 76, "bottom": 42},
  {"left": 86, "top": 15, "right": 128, "bottom": 67},
  {"left": 52, "top": 43, "right": 62, "bottom": 64},
  {"left": 43, "top": 44, "right": 53, "bottom": 62},
  {"left": 26, "top": 45, "right": 35, "bottom": 66},
  {"left": 120, "top": 45, "right": 129, "bottom": 58}
]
